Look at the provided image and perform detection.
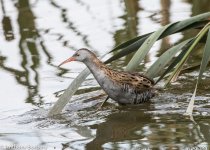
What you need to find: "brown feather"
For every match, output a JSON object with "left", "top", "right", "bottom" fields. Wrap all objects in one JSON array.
[
  {"left": 100, "top": 66, "right": 154, "bottom": 92},
  {"left": 89, "top": 54, "right": 154, "bottom": 92}
]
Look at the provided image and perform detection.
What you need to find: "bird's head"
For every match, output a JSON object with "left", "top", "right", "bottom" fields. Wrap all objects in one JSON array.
[{"left": 58, "top": 48, "right": 96, "bottom": 67}]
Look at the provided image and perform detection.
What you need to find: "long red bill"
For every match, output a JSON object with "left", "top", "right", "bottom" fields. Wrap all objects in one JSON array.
[{"left": 58, "top": 57, "right": 76, "bottom": 67}]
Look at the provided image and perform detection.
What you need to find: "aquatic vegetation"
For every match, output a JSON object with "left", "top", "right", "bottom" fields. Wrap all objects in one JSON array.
[{"left": 49, "top": 12, "right": 210, "bottom": 117}]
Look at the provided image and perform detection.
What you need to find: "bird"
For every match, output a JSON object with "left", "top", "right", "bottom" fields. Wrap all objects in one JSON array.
[{"left": 59, "top": 48, "right": 156, "bottom": 106}]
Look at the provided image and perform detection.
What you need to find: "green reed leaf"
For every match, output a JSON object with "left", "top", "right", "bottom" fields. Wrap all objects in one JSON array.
[
  {"left": 106, "top": 19, "right": 210, "bottom": 64},
  {"left": 146, "top": 39, "right": 193, "bottom": 79},
  {"left": 110, "top": 33, "right": 151, "bottom": 52},
  {"left": 165, "top": 24, "right": 210, "bottom": 86},
  {"left": 111, "top": 13, "right": 210, "bottom": 53},
  {"left": 186, "top": 27, "right": 210, "bottom": 115},
  {"left": 48, "top": 68, "right": 90, "bottom": 116},
  {"left": 155, "top": 39, "right": 194, "bottom": 84},
  {"left": 125, "top": 24, "right": 173, "bottom": 71}
]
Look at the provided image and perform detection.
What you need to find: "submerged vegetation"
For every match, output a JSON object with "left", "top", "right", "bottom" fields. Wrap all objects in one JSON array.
[{"left": 49, "top": 12, "right": 210, "bottom": 117}]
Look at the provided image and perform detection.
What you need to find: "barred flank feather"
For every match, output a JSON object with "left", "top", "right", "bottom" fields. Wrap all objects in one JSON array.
[{"left": 132, "top": 89, "right": 155, "bottom": 104}]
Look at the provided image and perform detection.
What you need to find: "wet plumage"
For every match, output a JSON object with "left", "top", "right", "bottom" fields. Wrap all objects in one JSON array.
[{"left": 59, "top": 48, "right": 155, "bottom": 105}]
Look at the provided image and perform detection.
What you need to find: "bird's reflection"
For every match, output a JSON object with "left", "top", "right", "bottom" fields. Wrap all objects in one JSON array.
[
  {"left": 85, "top": 104, "right": 153, "bottom": 149},
  {"left": 84, "top": 108, "right": 210, "bottom": 149}
]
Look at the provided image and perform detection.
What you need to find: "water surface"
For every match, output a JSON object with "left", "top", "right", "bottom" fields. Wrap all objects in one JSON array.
[{"left": 0, "top": 0, "right": 210, "bottom": 149}]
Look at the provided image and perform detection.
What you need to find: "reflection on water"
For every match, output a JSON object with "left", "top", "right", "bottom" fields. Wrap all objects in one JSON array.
[
  {"left": 17, "top": 0, "right": 40, "bottom": 104},
  {"left": 0, "top": 0, "right": 210, "bottom": 149},
  {"left": 1, "top": 0, "right": 14, "bottom": 41}
]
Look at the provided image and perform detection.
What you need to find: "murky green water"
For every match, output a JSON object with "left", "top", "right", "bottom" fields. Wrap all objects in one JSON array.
[{"left": 0, "top": 0, "right": 210, "bottom": 149}]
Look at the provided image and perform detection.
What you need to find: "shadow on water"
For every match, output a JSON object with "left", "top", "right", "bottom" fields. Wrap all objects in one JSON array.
[
  {"left": 85, "top": 105, "right": 154, "bottom": 150},
  {"left": 17, "top": 0, "right": 40, "bottom": 104},
  {"left": 1, "top": 0, "right": 14, "bottom": 41},
  {"left": 85, "top": 112, "right": 210, "bottom": 149},
  {"left": 49, "top": 0, "right": 92, "bottom": 50},
  {"left": 0, "top": 0, "right": 53, "bottom": 105},
  {"left": 111, "top": 0, "right": 139, "bottom": 69}
]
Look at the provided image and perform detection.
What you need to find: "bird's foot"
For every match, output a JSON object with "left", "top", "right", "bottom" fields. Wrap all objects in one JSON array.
[{"left": 96, "top": 96, "right": 109, "bottom": 111}]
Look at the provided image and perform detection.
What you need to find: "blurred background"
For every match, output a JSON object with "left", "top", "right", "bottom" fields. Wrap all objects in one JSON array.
[{"left": 0, "top": 0, "right": 210, "bottom": 149}]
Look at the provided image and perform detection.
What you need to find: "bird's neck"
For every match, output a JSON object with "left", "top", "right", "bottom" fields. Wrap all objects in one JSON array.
[{"left": 84, "top": 57, "right": 108, "bottom": 83}]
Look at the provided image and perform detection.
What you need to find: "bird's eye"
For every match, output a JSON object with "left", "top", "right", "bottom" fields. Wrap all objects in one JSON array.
[{"left": 75, "top": 53, "right": 80, "bottom": 57}]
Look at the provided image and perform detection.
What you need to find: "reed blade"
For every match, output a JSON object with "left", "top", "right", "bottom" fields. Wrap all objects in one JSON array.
[{"left": 186, "top": 27, "right": 210, "bottom": 115}]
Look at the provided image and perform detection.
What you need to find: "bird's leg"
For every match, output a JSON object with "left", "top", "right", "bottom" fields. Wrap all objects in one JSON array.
[{"left": 97, "top": 96, "right": 109, "bottom": 110}]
